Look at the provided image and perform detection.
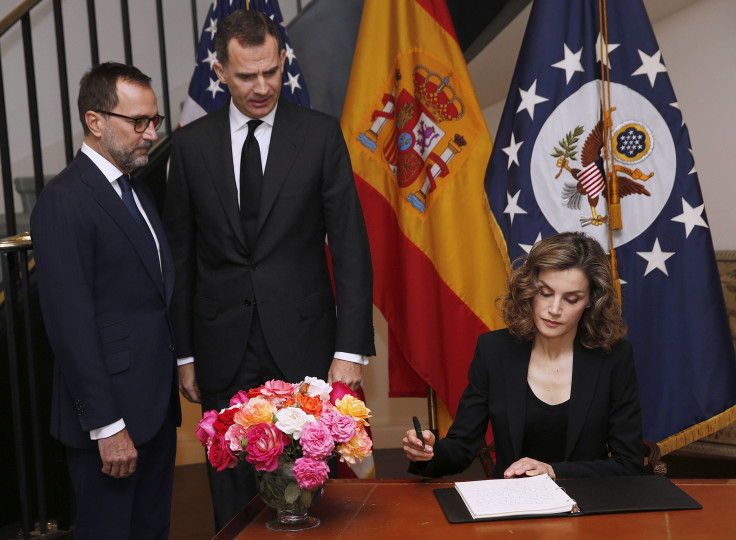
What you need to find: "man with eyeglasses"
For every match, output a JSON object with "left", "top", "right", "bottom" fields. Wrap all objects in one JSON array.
[{"left": 31, "top": 62, "right": 179, "bottom": 540}]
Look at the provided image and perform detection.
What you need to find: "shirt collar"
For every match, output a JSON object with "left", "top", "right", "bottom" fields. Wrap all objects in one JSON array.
[
  {"left": 80, "top": 142, "right": 125, "bottom": 183},
  {"left": 229, "top": 100, "right": 278, "bottom": 134}
]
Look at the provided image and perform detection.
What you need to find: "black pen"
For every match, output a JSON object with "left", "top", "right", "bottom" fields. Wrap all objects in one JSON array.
[{"left": 412, "top": 416, "right": 425, "bottom": 449}]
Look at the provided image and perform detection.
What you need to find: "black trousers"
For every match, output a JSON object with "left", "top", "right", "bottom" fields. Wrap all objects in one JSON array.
[
  {"left": 66, "top": 410, "right": 177, "bottom": 540},
  {"left": 201, "top": 308, "right": 287, "bottom": 531}
]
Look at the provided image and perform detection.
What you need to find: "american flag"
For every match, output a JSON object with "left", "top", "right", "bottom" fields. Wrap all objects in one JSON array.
[
  {"left": 179, "top": 0, "right": 310, "bottom": 127},
  {"left": 485, "top": 0, "right": 736, "bottom": 448}
]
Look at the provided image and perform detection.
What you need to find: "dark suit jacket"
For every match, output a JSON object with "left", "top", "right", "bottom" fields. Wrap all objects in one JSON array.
[
  {"left": 31, "top": 151, "right": 180, "bottom": 449},
  {"left": 411, "top": 329, "right": 644, "bottom": 478},
  {"left": 164, "top": 99, "right": 374, "bottom": 392}
]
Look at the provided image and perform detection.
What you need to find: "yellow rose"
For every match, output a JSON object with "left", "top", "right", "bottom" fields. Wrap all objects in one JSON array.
[{"left": 335, "top": 395, "right": 372, "bottom": 426}]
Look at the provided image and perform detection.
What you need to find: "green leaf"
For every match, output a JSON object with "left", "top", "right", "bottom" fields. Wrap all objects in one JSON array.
[{"left": 284, "top": 482, "right": 301, "bottom": 504}]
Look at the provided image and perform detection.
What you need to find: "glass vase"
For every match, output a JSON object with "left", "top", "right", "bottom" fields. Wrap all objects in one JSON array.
[{"left": 255, "top": 459, "right": 323, "bottom": 531}]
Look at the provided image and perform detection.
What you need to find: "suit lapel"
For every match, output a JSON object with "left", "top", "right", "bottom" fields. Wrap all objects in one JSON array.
[
  {"left": 505, "top": 338, "right": 532, "bottom": 459},
  {"left": 76, "top": 154, "right": 165, "bottom": 300},
  {"left": 258, "top": 99, "right": 304, "bottom": 237},
  {"left": 565, "top": 340, "right": 603, "bottom": 458},
  {"left": 200, "top": 107, "right": 249, "bottom": 253},
  {"left": 136, "top": 185, "right": 174, "bottom": 304}
]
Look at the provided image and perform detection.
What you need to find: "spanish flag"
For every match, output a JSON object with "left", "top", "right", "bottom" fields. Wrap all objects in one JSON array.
[{"left": 341, "top": 0, "right": 510, "bottom": 419}]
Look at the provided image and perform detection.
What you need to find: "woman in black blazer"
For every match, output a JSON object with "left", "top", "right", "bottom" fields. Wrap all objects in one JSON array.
[{"left": 404, "top": 232, "right": 643, "bottom": 478}]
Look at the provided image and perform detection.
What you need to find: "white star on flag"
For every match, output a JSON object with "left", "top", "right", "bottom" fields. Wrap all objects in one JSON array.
[
  {"left": 206, "top": 77, "right": 224, "bottom": 99},
  {"left": 637, "top": 238, "right": 675, "bottom": 276},
  {"left": 203, "top": 49, "right": 217, "bottom": 70},
  {"left": 688, "top": 148, "right": 697, "bottom": 175},
  {"left": 516, "top": 80, "right": 548, "bottom": 120},
  {"left": 632, "top": 49, "right": 667, "bottom": 87},
  {"left": 204, "top": 17, "right": 217, "bottom": 41},
  {"left": 284, "top": 72, "right": 302, "bottom": 93},
  {"left": 551, "top": 43, "right": 584, "bottom": 83},
  {"left": 519, "top": 233, "right": 543, "bottom": 254},
  {"left": 285, "top": 43, "right": 296, "bottom": 65},
  {"left": 502, "top": 133, "right": 523, "bottom": 170},
  {"left": 594, "top": 32, "right": 619, "bottom": 68},
  {"left": 671, "top": 198, "right": 708, "bottom": 238},
  {"left": 504, "top": 190, "right": 527, "bottom": 225}
]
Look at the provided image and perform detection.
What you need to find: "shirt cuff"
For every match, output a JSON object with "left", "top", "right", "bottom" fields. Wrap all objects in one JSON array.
[
  {"left": 177, "top": 356, "right": 194, "bottom": 366},
  {"left": 334, "top": 351, "right": 369, "bottom": 365},
  {"left": 90, "top": 419, "right": 126, "bottom": 440}
]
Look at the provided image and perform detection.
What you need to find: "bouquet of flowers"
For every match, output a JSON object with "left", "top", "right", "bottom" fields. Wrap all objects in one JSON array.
[{"left": 195, "top": 377, "right": 372, "bottom": 490}]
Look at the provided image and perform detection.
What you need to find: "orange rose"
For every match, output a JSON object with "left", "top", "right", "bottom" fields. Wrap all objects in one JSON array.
[
  {"left": 233, "top": 396, "right": 276, "bottom": 429},
  {"left": 296, "top": 393, "right": 323, "bottom": 417}
]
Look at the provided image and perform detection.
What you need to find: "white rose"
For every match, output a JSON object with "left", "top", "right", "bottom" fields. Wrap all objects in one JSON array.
[
  {"left": 303, "top": 376, "right": 332, "bottom": 401},
  {"left": 275, "top": 407, "right": 315, "bottom": 440}
]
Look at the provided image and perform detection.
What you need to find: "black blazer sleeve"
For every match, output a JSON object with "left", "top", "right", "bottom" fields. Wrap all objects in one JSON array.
[
  {"left": 320, "top": 115, "right": 374, "bottom": 355},
  {"left": 408, "top": 337, "right": 494, "bottom": 477}
]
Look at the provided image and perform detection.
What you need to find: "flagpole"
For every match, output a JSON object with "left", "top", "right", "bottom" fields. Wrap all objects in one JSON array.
[
  {"left": 427, "top": 385, "right": 437, "bottom": 433},
  {"left": 599, "top": 0, "right": 622, "bottom": 300}
]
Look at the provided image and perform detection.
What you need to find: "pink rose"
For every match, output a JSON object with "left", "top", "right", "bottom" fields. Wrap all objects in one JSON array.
[
  {"left": 337, "top": 423, "right": 373, "bottom": 464},
  {"left": 300, "top": 421, "right": 335, "bottom": 459},
  {"left": 320, "top": 409, "right": 356, "bottom": 444},
  {"left": 196, "top": 409, "right": 219, "bottom": 445},
  {"left": 229, "top": 390, "right": 250, "bottom": 406},
  {"left": 247, "top": 379, "right": 297, "bottom": 401},
  {"left": 245, "top": 423, "right": 289, "bottom": 472},
  {"left": 206, "top": 432, "right": 238, "bottom": 471},
  {"left": 329, "top": 382, "right": 358, "bottom": 405},
  {"left": 224, "top": 423, "right": 248, "bottom": 453},
  {"left": 292, "top": 457, "right": 329, "bottom": 490}
]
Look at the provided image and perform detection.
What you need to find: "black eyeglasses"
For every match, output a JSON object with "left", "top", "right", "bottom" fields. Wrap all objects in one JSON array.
[{"left": 96, "top": 110, "right": 165, "bottom": 133}]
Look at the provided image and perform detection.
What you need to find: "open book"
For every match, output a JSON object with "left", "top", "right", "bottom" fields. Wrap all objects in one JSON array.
[{"left": 454, "top": 474, "right": 579, "bottom": 519}]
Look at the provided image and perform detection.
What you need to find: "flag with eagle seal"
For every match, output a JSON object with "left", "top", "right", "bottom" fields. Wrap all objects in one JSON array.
[{"left": 485, "top": 0, "right": 736, "bottom": 448}]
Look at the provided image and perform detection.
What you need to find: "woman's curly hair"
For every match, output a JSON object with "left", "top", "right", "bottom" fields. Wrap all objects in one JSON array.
[{"left": 498, "top": 232, "right": 627, "bottom": 351}]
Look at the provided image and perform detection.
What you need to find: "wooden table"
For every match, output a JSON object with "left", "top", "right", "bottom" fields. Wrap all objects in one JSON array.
[{"left": 213, "top": 478, "right": 736, "bottom": 539}]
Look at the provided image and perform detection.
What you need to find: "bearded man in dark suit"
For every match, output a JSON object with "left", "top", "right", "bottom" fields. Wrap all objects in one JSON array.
[
  {"left": 164, "top": 10, "right": 374, "bottom": 529},
  {"left": 31, "top": 62, "right": 179, "bottom": 540}
]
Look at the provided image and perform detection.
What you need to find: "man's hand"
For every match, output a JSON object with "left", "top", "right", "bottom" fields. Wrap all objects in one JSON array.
[
  {"left": 98, "top": 428, "right": 137, "bottom": 478},
  {"left": 327, "top": 358, "right": 363, "bottom": 391},
  {"left": 178, "top": 363, "right": 201, "bottom": 403}
]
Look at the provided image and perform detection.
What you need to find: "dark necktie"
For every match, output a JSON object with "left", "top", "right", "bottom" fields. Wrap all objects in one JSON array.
[
  {"left": 240, "top": 119, "right": 264, "bottom": 249},
  {"left": 118, "top": 173, "right": 159, "bottom": 259}
]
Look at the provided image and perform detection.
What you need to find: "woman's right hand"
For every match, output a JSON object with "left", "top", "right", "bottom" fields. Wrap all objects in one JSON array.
[{"left": 402, "top": 428, "right": 436, "bottom": 462}]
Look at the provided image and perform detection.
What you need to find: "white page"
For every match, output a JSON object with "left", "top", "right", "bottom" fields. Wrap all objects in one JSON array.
[{"left": 455, "top": 474, "right": 577, "bottom": 519}]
